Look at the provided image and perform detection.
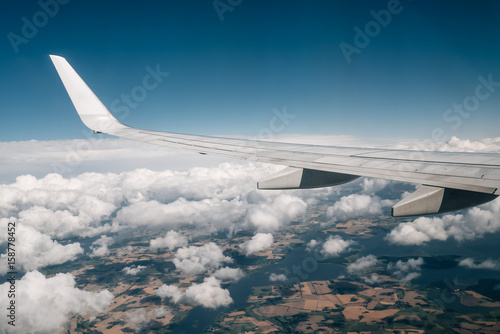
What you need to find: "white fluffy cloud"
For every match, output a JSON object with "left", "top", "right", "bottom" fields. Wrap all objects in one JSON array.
[
  {"left": 459, "top": 258, "right": 500, "bottom": 270},
  {"left": 212, "top": 267, "right": 245, "bottom": 282},
  {"left": 361, "top": 179, "right": 390, "bottom": 195},
  {"left": 173, "top": 242, "right": 232, "bottom": 275},
  {"left": 387, "top": 258, "right": 424, "bottom": 282},
  {"left": 122, "top": 265, "right": 147, "bottom": 275},
  {"left": 156, "top": 276, "right": 232, "bottom": 309},
  {"left": 150, "top": 230, "right": 188, "bottom": 251},
  {"left": 239, "top": 233, "right": 274, "bottom": 256},
  {"left": 0, "top": 271, "right": 113, "bottom": 334},
  {"left": 386, "top": 199, "right": 500, "bottom": 245},
  {"left": 89, "top": 235, "right": 114, "bottom": 258},
  {"left": 0, "top": 224, "right": 83, "bottom": 274},
  {"left": 306, "top": 239, "right": 320, "bottom": 252},
  {"left": 347, "top": 254, "right": 378, "bottom": 273},
  {"left": 0, "top": 162, "right": 286, "bottom": 239},
  {"left": 320, "top": 235, "right": 355, "bottom": 258},
  {"left": 269, "top": 273, "right": 287, "bottom": 282},
  {"left": 244, "top": 194, "right": 307, "bottom": 232},
  {"left": 327, "top": 194, "right": 387, "bottom": 221}
]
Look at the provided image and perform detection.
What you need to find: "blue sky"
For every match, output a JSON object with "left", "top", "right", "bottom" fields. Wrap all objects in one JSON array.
[{"left": 1, "top": 0, "right": 500, "bottom": 142}]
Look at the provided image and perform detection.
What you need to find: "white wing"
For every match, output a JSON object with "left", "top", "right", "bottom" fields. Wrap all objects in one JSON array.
[{"left": 50, "top": 55, "right": 500, "bottom": 216}]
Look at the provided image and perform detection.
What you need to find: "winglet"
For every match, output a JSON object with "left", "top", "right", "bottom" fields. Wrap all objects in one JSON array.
[{"left": 50, "top": 55, "right": 127, "bottom": 134}]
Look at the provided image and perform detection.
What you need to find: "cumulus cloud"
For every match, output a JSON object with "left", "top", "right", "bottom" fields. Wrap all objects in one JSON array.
[
  {"left": 156, "top": 276, "right": 232, "bottom": 309},
  {"left": 327, "top": 194, "right": 387, "bottom": 221},
  {"left": 150, "top": 230, "right": 188, "bottom": 251},
  {"left": 361, "top": 274, "right": 381, "bottom": 285},
  {"left": 458, "top": 258, "right": 500, "bottom": 270},
  {"left": 114, "top": 197, "right": 247, "bottom": 231},
  {"left": 0, "top": 271, "right": 113, "bottom": 334},
  {"left": 269, "top": 273, "right": 287, "bottom": 282},
  {"left": 244, "top": 194, "right": 307, "bottom": 232},
  {"left": 0, "top": 162, "right": 282, "bottom": 239},
  {"left": 212, "top": 267, "right": 245, "bottom": 282},
  {"left": 386, "top": 199, "right": 500, "bottom": 245},
  {"left": 320, "top": 235, "right": 355, "bottom": 258},
  {"left": 347, "top": 254, "right": 378, "bottom": 273},
  {"left": 361, "top": 178, "right": 390, "bottom": 195},
  {"left": 306, "top": 239, "right": 320, "bottom": 252},
  {"left": 122, "top": 265, "right": 147, "bottom": 275},
  {"left": 89, "top": 235, "right": 114, "bottom": 258},
  {"left": 0, "top": 224, "right": 83, "bottom": 274},
  {"left": 173, "top": 242, "right": 232, "bottom": 275},
  {"left": 387, "top": 258, "right": 424, "bottom": 282},
  {"left": 239, "top": 233, "right": 274, "bottom": 256}
]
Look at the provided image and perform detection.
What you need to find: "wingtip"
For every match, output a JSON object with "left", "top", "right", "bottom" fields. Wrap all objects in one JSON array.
[{"left": 49, "top": 54, "right": 64, "bottom": 61}]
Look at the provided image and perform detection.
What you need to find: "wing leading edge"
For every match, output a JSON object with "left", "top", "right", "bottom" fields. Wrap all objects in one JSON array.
[{"left": 50, "top": 55, "right": 500, "bottom": 216}]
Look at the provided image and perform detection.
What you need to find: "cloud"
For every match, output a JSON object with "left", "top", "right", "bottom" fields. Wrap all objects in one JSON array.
[
  {"left": 0, "top": 224, "right": 83, "bottom": 274},
  {"left": 458, "top": 258, "right": 500, "bottom": 270},
  {"left": 156, "top": 276, "right": 232, "bottom": 309},
  {"left": 89, "top": 235, "right": 114, "bottom": 258},
  {"left": 320, "top": 235, "right": 355, "bottom": 258},
  {"left": 127, "top": 308, "right": 148, "bottom": 326},
  {"left": 269, "top": 273, "right": 287, "bottom": 282},
  {"left": 150, "top": 230, "right": 188, "bottom": 251},
  {"left": 0, "top": 162, "right": 281, "bottom": 239},
  {"left": 244, "top": 194, "right": 307, "bottom": 232},
  {"left": 306, "top": 239, "right": 320, "bottom": 252},
  {"left": 122, "top": 265, "right": 147, "bottom": 275},
  {"left": 347, "top": 254, "right": 378, "bottom": 273},
  {"left": 0, "top": 271, "right": 113, "bottom": 334},
  {"left": 148, "top": 307, "right": 170, "bottom": 318},
  {"left": 113, "top": 197, "right": 247, "bottom": 231},
  {"left": 398, "top": 136, "right": 500, "bottom": 153},
  {"left": 361, "top": 178, "right": 390, "bottom": 195},
  {"left": 239, "top": 233, "right": 274, "bottom": 256},
  {"left": 173, "top": 242, "right": 232, "bottom": 275},
  {"left": 386, "top": 199, "right": 500, "bottom": 245},
  {"left": 327, "top": 194, "right": 386, "bottom": 221},
  {"left": 212, "top": 267, "right": 245, "bottom": 282},
  {"left": 361, "top": 274, "right": 381, "bottom": 285},
  {"left": 116, "top": 245, "right": 134, "bottom": 259},
  {"left": 0, "top": 138, "right": 233, "bottom": 184},
  {"left": 387, "top": 258, "right": 424, "bottom": 282}
]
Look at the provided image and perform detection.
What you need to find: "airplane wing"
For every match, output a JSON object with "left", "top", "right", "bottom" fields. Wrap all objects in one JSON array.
[{"left": 50, "top": 55, "right": 500, "bottom": 216}]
